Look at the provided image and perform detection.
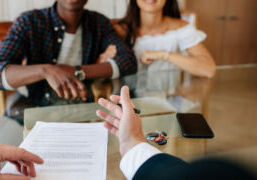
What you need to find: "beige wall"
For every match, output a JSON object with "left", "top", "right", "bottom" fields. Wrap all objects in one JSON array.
[
  {"left": 0, "top": 0, "right": 184, "bottom": 21},
  {"left": 0, "top": 0, "right": 128, "bottom": 21}
]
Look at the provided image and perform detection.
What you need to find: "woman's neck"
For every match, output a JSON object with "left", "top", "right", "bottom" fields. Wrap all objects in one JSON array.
[{"left": 140, "top": 11, "right": 164, "bottom": 34}]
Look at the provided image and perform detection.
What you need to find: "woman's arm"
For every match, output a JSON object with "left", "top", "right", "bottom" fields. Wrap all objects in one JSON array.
[{"left": 141, "top": 43, "right": 216, "bottom": 78}]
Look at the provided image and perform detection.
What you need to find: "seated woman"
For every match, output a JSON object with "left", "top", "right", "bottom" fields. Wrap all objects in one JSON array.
[
  {"left": 115, "top": 0, "right": 215, "bottom": 76},
  {"left": 107, "top": 0, "right": 216, "bottom": 96}
]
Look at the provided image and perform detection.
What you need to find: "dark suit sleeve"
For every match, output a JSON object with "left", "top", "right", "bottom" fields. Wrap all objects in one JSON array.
[
  {"left": 133, "top": 153, "right": 187, "bottom": 180},
  {"left": 98, "top": 15, "right": 137, "bottom": 77},
  {"left": 133, "top": 154, "right": 256, "bottom": 180}
]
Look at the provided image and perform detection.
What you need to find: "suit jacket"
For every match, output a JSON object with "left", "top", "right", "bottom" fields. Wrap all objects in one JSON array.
[{"left": 133, "top": 153, "right": 256, "bottom": 180}]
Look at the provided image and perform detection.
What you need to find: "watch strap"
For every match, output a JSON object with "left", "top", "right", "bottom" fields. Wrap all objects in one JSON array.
[{"left": 75, "top": 65, "right": 81, "bottom": 71}]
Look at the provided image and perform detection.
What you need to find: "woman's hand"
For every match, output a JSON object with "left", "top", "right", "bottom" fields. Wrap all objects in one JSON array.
[
  {"left": 140, "top": 50, "right": 167, "bottom": 65},
  {"left": 96, "top": 45, "right": 117, "bottom": 64},
  {"left": 0, "top": 145, "right": 44, "bottom": 179},
  {"left": 42, "top": 64, "right": 87, "bottom": 100},
  {"left": 96, "top": 86, "right": 145, "bottom": 156}
]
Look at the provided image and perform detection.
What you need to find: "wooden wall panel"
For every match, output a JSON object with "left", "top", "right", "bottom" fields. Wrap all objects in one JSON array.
[
  {"left": 185, "top": 0, "right": 228, "bottom": 65},
  {"left": 222, "top": 0, "right": 257, "bottom": 64},
  {"left": 186, "top": 0, "right": 257, "bottom": 65}
]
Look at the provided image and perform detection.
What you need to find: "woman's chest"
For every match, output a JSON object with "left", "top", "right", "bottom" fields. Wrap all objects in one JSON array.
[{"left": 133, "top": 33, "right": 179, "bottom": 59}]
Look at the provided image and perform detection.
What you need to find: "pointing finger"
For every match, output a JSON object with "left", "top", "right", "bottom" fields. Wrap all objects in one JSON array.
[{"left": 120, "top": 86, "right": 134, "bottom": 114}]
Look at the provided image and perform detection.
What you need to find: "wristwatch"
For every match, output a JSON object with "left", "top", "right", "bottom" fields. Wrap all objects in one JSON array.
[{"left": 74, "top": 66, "right": 86, "bottom": 81}]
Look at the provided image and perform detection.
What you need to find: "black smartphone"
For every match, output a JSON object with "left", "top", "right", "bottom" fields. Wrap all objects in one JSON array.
[{"left": 176, "top": 113, "right": 214, "bottom": 138}]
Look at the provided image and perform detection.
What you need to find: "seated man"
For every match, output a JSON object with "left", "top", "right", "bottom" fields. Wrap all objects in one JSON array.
[
  {"left": 97, "top": 86, "right": 256, "bottom": 180},
  {"left": 0, "top": 0, "right": 137, "bottom": 124}
]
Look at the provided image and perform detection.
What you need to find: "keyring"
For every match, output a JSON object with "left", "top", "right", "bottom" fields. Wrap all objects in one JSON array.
[{"left": 145, "top": 130, "right": 168, "bottom": 145}]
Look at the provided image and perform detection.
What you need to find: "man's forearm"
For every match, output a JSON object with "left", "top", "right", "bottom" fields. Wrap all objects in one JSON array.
[
  {"left": 81, "top": 63, "right": 113, "bottom": 79},
  {"left": 4, "top": 63, "right": 113, "bottom": 89},
  {"left": 4, "top": 64, "right": 47, "bottom": 88}
]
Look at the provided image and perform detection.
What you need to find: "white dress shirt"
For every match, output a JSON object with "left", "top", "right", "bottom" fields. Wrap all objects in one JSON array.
[
  {"left": 1, "top": 25, "right": 120, "bottom": 90},
  {"left": 120, "top": 142, "right": 161, "bottom": 180}
]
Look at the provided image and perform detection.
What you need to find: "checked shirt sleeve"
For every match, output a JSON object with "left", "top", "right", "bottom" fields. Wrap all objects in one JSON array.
[
  {"left": 0, "top": 14, "right": 30, "bottom": 90},
  {"left": 99, "top": 15, "right": 137, "bottom": 77}
]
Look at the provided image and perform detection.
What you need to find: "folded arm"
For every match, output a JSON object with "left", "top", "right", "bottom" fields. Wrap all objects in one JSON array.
[{"left": 141, "top": 43, "right": 216, "bottom": 78}]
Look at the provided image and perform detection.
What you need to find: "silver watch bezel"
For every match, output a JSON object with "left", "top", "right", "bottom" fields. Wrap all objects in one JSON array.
[{"left": 74, "top": 70, "right": 86, "bottom": 81}]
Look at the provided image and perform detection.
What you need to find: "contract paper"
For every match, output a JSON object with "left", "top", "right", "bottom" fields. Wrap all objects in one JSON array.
[{"left": 1, "top": 122, "right": 108, "bottom": 180}]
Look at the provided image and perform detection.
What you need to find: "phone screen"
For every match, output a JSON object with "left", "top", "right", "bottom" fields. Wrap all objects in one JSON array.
[{"left": 176, "top": 113, "right": 214, "bottom": 138}]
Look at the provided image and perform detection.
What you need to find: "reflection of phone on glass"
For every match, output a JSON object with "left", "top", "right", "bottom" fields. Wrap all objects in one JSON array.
[{"left": 176, "top": 113, "right": 214, "bottom": 138}]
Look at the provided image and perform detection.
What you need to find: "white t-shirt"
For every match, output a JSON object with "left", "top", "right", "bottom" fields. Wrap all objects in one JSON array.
[{"left": 57, "top": 26, "right": 83, "bottom": 66}]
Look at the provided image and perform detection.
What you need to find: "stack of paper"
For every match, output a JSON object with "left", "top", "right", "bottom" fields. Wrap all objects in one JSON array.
[{"left": 2, "top": 122, "right": 108, "bottom": 180}]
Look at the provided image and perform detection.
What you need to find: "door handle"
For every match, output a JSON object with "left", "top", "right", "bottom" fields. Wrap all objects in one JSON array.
[
  {"left": 217, "top": 16, "right": 226, "bottom": 21},
  {"left": 228, "top": 16, "right": 238, "bottom": 21}
]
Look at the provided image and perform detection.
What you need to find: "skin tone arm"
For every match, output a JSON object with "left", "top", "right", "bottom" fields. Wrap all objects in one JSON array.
[
  {"left": 140, "top": 43, "right": 216, "bottom": 78},
  {"left": 0, "top": 145, "right": 44, "bottom": 179},
  {"left": 5, "top": 62, "right": 113, "bottom": 100},
  {"left": 5, "top": 64, "right": 87, "bottom": 100},
  {"left": 96, "top": 86, "right": 145, "bottom": 156}
]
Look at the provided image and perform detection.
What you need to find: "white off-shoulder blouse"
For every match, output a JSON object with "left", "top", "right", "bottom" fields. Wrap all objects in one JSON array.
[
  {"left": 133, "top": 24, "right": 207, "bottom": 72},
  {"left": 132, "top": 24, "right": 207, "bottom": 96}
]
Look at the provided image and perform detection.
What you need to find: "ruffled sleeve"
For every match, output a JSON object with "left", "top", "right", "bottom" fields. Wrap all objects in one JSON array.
[{"left": 177, "top": 25, "right": 207, "bottom": 51}]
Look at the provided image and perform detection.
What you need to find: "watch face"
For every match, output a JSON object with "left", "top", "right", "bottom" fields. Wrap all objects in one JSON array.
[{"left": 75, "top": 70, "right": 86, "bottom": 81}]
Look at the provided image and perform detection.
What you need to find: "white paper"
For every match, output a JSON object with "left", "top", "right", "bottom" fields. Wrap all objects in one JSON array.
[
  {"left": 167, "top": 96, "right": 200, "bottom": 113},
  {"left": 1, "top": 122, "right": 108, "bottom": 180}
]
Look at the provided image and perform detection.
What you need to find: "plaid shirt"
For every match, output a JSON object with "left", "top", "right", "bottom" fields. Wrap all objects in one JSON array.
[{"left": 0, "top": 3, "right": 137, "bottom": 105}]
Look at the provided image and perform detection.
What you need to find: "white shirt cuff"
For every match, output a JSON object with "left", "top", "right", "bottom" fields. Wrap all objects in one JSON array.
[
  {"left": 107, "top": 58, "right": 120, "bottom": 79},
  {"left": 120, "top": 142, "right": 161, "bottom": 180},
  {"left": 1, "top": 68, "right": 15, "bottom": 90}
]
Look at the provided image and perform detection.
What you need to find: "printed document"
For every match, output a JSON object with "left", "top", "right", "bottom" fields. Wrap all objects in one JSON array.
[{"left": 2, "top": 122, "right": 108, "bottom": 180}]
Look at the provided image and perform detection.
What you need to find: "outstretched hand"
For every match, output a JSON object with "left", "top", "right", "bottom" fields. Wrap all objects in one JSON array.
[
  {"left": 96, "top": 86, "right": 145, "bottom": 156},
  {"left": 0, "top": 145, "right": 44, "bottom": 180}
]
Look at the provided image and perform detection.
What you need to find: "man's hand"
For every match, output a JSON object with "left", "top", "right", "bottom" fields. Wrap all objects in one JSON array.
[
  {"left": 42, "top": 64, "right": 87, "bottom": 100},
  {"left": 140, "top": 50, "right": 167, "bottom": 65},
  {"left": 0, "top": 145, "right": 44, "bottom": 179},
  {"left": 96, "top": 86, "right": 145, "bottom": 156}
]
